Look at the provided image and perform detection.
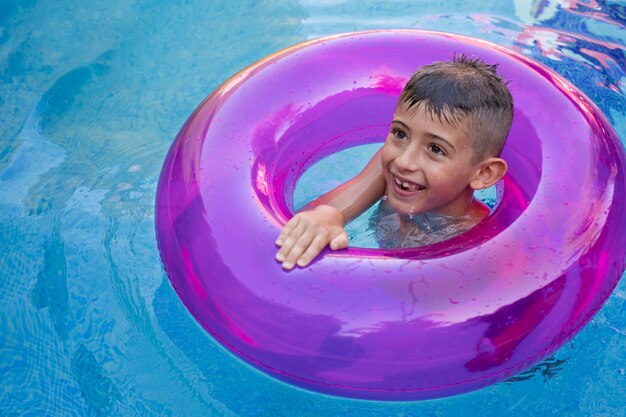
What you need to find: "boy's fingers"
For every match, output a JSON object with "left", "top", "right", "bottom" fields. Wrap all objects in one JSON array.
[
  {"left": 275, "top": 216, "right": 300, "bottom": 246},
  {"left": 276, "top": 221, "right": 307, "bottom": 262},
  {"left": 296, "top": 235, "right": 328, "bottom": 267},
  {"left": 329, "top": 231, "right": 349, "bottom": 250},
  {"left": 282, "top": 231, "right": 316, "bottom": 269},
  {"left": 278, "top": 223, "right": 311, "bottom": 264}
]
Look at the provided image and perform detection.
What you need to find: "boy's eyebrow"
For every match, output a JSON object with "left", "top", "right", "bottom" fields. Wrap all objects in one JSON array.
[
  {"left": 392, "top": 119, "right": 457, "bottom": 152},
  {"left": 391, "top": 119, "right": 411, "bottom": 131}
]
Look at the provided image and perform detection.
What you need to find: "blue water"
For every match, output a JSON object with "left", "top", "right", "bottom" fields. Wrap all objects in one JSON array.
[{"left": 1, "top": 1, "right": 625, "bottom": 415}]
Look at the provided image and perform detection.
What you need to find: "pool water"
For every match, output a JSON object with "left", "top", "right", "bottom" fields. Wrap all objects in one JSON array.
[{"left": 1, "top": 1, "right": 625, "bottom": 415}]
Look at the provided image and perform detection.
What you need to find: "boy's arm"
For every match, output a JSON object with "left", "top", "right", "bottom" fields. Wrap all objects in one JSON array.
[{"left": 275, "top": 149, "right": 386, "bottom": 269}]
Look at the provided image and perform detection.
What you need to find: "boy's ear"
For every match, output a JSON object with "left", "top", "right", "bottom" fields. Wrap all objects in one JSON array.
[{"left": 470, "top": 157, "right": 508, "bottom": 190}]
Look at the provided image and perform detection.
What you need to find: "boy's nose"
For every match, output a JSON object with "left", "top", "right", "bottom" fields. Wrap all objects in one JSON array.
[{"left": 395, "top": 146, "right": 421, "bottom": 172}]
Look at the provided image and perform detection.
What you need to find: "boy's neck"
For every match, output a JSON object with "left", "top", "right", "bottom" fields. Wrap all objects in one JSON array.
[
  {"left": 395, "top": 190, "right": 489, "bottom": 229},
  {"left": 432, "top": 187, "right": 477, "bottom": 218}
]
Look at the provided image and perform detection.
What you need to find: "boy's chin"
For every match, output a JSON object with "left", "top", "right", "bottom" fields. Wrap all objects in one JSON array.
[{"left": 385, "top": 196, "right": 424, "bottom": 216}]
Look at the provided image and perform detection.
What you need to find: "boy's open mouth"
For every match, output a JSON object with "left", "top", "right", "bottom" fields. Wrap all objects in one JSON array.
[{"left": 393, "top": 175, "right": 426, "bottom": 193}]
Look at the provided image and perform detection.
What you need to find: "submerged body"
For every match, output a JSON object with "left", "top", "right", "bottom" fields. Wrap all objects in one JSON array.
[{"left": 371, "top": 197, "right": 480, "bottom": 248}]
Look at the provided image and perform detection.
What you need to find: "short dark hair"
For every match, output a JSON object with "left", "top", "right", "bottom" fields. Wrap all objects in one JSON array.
[{"left": 399, "top": 54, "right": 514, "bottom": 162}]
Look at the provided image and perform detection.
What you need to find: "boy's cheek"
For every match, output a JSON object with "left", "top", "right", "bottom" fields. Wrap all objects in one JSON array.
[{"left": 380, "top": 144, "right": 396, "bottom": 168}]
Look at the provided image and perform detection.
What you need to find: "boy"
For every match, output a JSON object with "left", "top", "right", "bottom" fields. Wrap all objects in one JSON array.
[{"left": 275, "top": 55, "right": 513, "bottom": 269}]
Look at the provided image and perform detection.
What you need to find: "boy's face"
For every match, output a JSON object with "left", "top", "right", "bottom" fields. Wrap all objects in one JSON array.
[{"left": 381, "top": 101, "right": 481, "bottom": 217}]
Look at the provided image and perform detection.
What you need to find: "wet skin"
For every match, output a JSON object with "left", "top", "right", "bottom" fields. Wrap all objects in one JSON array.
[{"left": 381, "top": 101, "right": 487, "bottom": 220}]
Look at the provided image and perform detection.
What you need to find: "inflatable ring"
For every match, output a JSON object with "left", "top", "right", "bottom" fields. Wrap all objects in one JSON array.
[{"left": 156, "top": 30, "right": 626, "bottom": 400}]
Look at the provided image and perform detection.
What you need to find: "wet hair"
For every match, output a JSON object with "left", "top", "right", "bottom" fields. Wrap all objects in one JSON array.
[{"left": 399, "top": 54, "right": 514, "bottom": 162}]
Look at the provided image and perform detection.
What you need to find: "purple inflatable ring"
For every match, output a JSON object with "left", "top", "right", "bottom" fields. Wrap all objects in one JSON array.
[{"left": 156, "top": 30, "right": 626, "bottom": 400}]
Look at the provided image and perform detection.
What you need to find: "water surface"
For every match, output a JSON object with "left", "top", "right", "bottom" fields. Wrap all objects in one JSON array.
[{"left": 1, "top": 1, "right": 625, "bottom": 415}]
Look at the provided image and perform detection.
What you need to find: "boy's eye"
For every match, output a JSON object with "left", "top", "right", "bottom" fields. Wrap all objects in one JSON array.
[
  {"left": 392, "top": 129, "right": 407, "bottom": 140},
  {"left": 428, "top": 143, "right": 446, "bottom": 156}
]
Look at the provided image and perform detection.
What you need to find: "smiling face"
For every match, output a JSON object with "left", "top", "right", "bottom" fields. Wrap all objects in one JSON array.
[{"left": 381, "top": 101, "right": 483, "bottom": 217}]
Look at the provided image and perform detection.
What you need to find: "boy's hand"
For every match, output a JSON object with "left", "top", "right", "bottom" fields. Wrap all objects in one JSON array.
[{"left": 275, "top": 205, "right": 349, "bottom": 270}]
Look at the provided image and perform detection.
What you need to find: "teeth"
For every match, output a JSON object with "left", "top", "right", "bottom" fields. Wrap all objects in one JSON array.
[{"left": 394, "top": 176, "right": 423, "bottom": 191}]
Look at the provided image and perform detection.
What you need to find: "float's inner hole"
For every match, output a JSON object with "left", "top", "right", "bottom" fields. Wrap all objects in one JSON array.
[{"left": 293, "top": 143, "right": 500, "bottom": 249}]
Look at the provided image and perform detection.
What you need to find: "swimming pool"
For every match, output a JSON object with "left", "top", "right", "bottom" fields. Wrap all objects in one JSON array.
[{"left": 1, "top": 0, "right": 624, "bottom": 415}]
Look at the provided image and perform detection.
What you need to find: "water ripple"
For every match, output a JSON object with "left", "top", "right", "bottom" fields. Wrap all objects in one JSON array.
[{"left": 1, "top": 0, "right": 625, "bottom": 415}]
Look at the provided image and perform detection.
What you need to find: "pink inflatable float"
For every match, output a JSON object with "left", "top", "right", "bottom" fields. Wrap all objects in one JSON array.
[{"left": 155, "top": 31, "right": 626, "bottom": 400}]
